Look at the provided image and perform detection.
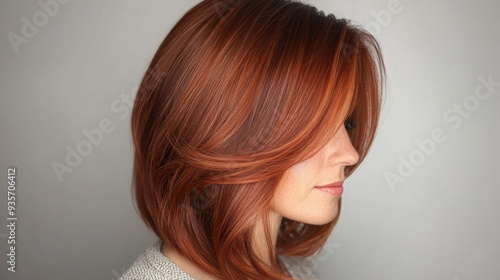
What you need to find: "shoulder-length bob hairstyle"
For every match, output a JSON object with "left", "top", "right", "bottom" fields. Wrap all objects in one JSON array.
[{"left": 131, "top": 0, "right": 385, "bottom": 279}]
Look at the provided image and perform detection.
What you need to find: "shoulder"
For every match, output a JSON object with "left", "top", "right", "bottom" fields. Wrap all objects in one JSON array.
[
  {"left": 278, "top": 255, "right": 322, "bottom": 280},
  {"left": 119, "top": 240, "right": 195, "bottom": 280},
  {"left": 119, "top": 240, "right": 322, "bottom": 280}
]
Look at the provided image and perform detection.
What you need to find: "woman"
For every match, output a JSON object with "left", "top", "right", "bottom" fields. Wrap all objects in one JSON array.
[{"left": 121, "top": 0, "right": 385, "bottom": 279}]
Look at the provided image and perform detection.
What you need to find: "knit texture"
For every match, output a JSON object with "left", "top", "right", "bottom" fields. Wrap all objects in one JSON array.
[{"left": 119, "top": 240, "right": 322, "bottom": 280}]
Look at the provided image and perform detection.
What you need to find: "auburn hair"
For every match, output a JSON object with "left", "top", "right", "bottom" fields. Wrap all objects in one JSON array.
[{"left": 131, "top": 0, "right": 385, "bottom": 279}]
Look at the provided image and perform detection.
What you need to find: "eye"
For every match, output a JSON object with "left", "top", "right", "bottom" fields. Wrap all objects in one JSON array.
[{"left": 344, "top": 117, "right": 356, "bottom": 131}]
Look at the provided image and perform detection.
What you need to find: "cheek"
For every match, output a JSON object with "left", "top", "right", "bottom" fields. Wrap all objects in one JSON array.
[
  {"left": 278, "top": 159, "right": 322, "bottom": 197},
  {"left": 269, "top": 153, "right": 342, "bottom": 225},
  {"left": 271, "top": 179, "right": 340, "bottom": 225},
  {"left": 288, "top": 156, "right": 323, "bottom": 182}
]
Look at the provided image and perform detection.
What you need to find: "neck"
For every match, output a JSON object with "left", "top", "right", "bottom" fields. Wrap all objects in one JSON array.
[
  {"left": 161, "top": 211, "right": 284, "bottom": 278},
  {"left": 252, "top": 211, "right": 283, "bottom": 266}
]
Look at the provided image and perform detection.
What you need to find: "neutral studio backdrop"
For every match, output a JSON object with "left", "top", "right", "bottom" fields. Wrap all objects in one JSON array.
[{"left": 1, "top": 0, "right": 499, "bottom": 279}]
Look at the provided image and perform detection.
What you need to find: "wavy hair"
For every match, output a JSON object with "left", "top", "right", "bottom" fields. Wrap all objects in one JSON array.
[{"left": 131, "top": 0, "right": 385, "bottom": 279}]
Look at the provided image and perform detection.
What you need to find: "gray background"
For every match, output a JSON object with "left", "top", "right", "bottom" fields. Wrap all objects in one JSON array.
[{"left": 1, "top": 0, "right": 499, "bottom": 279}]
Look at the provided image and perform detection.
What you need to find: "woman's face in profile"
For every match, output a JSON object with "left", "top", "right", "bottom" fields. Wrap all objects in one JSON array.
[{"left": 271, "top": 125, "right": 360, "bottom": 225}]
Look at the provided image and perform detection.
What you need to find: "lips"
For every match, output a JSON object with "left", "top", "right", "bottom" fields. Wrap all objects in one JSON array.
[{"left": 315, "top": 181, "right": 344, "bottom": 196}]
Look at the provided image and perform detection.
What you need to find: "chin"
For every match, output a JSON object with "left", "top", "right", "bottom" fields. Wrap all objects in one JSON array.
[
  {"left": 295, "top": 204, "right": 340, "bottom": 226},
  {"left": 307, "top": 212, "right": 339, "bottom": 225}
]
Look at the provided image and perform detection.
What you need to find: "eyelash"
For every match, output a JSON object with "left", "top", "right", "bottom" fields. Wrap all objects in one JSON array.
[{"left": 344, "top": 117, "right": 356, "bottom": 131}]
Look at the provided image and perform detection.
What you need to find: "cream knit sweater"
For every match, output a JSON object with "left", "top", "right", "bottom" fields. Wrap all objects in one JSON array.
[{"left": 119, "top": 240, "right": 322, "bottom": 280}]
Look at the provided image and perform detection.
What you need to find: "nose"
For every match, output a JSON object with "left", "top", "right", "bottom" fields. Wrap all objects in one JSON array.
[{"left": 326, "top": 126, "right": 360, "bottom": 167}]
